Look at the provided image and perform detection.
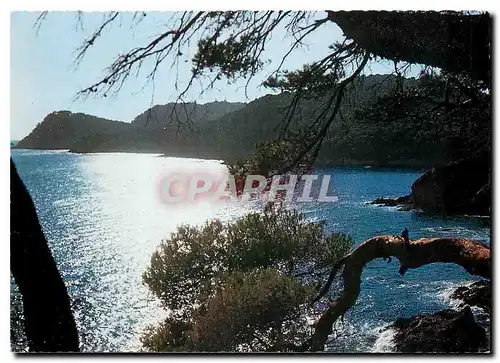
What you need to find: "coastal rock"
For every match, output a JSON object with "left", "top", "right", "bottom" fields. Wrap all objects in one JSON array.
[
  {"left": 14, "top": 111, "right": 161, "bottom": 151},
  {"left": 371, "top": 197, "right": 399, "bottom": 207},
  {"left": 393, "top": 307, "right": 486, "bottom": 353},
  {"left": 371, "top": 152, "right": 490, "bottom": 216},
  {"left": 370, "top": 195, "right": 411, "bottom": 208},
  {"left": 410, "top": 152, "right": 490, "bottom": 216},
  {"left": 451, "top": 280, "right": 491, "bottom": 313}
]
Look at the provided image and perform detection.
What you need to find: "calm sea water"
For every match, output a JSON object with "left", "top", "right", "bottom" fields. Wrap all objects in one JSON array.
[{"left": 11, "top": 149, "right": 490, "bottom": 352}]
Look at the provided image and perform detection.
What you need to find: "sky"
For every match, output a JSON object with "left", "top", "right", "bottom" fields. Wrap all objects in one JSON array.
[{"left": 10, "top": 11, "right": 412, "bottom": 140}]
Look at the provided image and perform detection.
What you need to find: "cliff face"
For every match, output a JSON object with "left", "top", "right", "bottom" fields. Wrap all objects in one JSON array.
[{"left": 410, "top": 151, "right": 491, "bottom": 216}]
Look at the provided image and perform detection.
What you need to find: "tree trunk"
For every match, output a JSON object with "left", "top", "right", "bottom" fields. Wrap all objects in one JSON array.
[{"left": 10, "top": 158, "right": 79, "bottom": 352}]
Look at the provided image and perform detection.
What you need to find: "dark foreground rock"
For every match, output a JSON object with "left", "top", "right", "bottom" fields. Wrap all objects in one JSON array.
[
  {"left": 451, "top": 280, "right": 491, "bottom": 313},
  {"left": 410, "top": 152, "right": 490, "bottom": 216},
  {"left": 393, "top": 307, "right": 486, "bottom": 353}
]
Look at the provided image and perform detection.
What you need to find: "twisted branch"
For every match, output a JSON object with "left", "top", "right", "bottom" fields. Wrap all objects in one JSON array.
[{"left": 310, "top": 235, "right": 490, "bottom": 351}]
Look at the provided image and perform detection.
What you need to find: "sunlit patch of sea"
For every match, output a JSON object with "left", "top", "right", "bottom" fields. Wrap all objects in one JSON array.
[{"left": 11, "top": 151, "right": 490, "bottom": 352}]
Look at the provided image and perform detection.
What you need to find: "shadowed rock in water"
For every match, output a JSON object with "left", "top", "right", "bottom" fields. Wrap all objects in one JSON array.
[
  {"left": 309, "top": 235, "right": 490, "bottom": 351},
  {"left": 410, "top": 152, "right": 491, "bottom": 216},
  {"left": 370, "top": 195, "right": 411, "bottom": 207},
  {"left": 371, "top": 152, "right": 491, "bottom": 216},
  {"left": 393, "top": 307, "right": 487, "bottom": 353}
]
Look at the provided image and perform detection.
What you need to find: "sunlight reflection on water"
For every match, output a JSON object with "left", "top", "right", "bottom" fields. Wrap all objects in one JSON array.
[
  {"left": 12, "top": 151, "right": 490, "bottom": 352},
  {"left": 61, "top": 153, "right": 255, "bottom": 351}
]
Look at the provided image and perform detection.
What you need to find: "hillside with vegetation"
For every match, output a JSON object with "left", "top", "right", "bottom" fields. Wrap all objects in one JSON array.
[
  {"left": 15, "top": 73, "right": 485, "bottom": 169},
  {"left": 13, "top": 102, "right": 245, "bottom": 154},
  {"left": 132, "top": 101, "right": 246, "bottom": 128},
  {"left": 14, "top": 111, "right": 163, "bottom": 153}
]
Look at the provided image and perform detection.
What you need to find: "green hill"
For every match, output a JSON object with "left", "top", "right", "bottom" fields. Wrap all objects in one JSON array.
[
  {"left": 132, "top": 101, "right": 246, "bottom": 129},
  {"left": 15, "top": 74, "right": 476, "bottom": 168},
  {"left": 14, "top": 111, "right": 166, "bottom": 153}
]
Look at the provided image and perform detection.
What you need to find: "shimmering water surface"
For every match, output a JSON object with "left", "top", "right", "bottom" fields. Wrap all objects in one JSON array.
[{"left": 11, "top": 150, "right": 490, "bottom": 352}]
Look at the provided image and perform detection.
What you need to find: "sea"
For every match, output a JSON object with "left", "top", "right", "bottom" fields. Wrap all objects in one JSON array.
[{"left": 11, "top": 149, "right": 491, "bottom": 352}]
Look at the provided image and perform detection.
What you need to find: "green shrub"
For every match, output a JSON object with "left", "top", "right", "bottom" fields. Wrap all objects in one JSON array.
[{"left": 142, "top": 203, "right": 352, "bottom": 352}]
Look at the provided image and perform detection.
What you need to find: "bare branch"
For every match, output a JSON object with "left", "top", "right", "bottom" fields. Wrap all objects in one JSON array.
[
  {"left": 73, "top": 12, "right": 119, "bottom": 66},
  {"left": 33, "top": 11, "right": 48, "bottom": 35}
]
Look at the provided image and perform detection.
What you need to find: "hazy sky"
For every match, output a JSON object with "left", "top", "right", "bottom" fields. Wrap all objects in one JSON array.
[{"left": 10, "top": 11, "right": 410, "bottom": 140}]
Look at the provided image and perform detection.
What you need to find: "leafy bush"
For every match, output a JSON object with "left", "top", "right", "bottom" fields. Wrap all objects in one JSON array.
[{"left": 141, "top": 203, "right": 352, "bottom": 352}]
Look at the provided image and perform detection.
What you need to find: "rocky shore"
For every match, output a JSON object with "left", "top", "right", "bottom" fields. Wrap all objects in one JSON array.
[
  {"left": 451, "top": 280, "right": 491, "bottom": 314},
  {"left": 384, "top": 280, "right": 491, "bottom": 353},
  {"left": 392, "top": 306, "right": 487, "bottom": 353}
]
